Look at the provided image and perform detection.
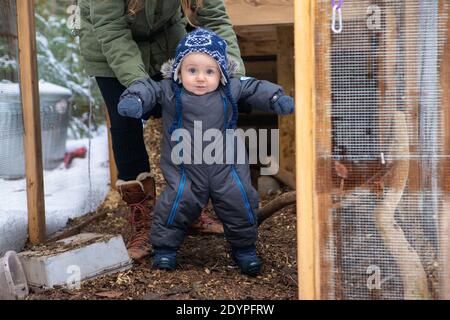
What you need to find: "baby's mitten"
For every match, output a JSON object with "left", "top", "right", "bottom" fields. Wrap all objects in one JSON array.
[{"left": 270, "top": 90, "right": 295, "bottom": 115}]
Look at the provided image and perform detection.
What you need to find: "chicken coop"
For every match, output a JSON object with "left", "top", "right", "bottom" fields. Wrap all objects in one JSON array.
[
  {"left": 2, "top": 0, "right": 450, "bottom": 300},
  {"left": 296, "top": 0, "right": 450, "bottom": 299}
]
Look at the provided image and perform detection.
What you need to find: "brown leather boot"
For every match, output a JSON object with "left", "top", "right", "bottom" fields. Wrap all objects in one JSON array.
[
  {"left": 189, "top": 207, "right": 224, "bottom": 235},
  {"left": 116, "top": 172, "right": 156, "bottom": 260}
]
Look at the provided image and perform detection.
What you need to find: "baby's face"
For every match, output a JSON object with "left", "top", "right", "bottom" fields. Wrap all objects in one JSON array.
[{"left": 179, "top": 52, "right": 221, "bottom": 95}]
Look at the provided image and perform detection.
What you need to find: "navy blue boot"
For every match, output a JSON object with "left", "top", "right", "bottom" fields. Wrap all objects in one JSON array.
[
  {"left": 231, "top": 246, "right": 262, "bottom": 276},
  {"left": 152, "top": 249, "right": 177, "bottom": 270}
]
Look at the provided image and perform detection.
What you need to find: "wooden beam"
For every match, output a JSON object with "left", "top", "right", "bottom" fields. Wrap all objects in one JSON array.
[
  {"left": 235, "top": 25, "right": 278, "bottom": 57},
  {"left": 404, "top": 1, "right": 420, "bottom": 192},
  {"left": 244, "top": 59, "right": 277, "bottom": 83},
  {"left": 225, "top": 0, "right": 294, "bottom": 26},
  {"left": 314, "top": 0, "right": 334, "bottom": 300},
  {"left": 277, "top": 26, "right": 295, "bottom": 175},
  {"left": 439, "top": 0, "right": 450, "bottom": 300},
  {"left": 234, "top": 25, "right": 278, "bottom": 40},
  {"left": 106, "top": 111, "right": 118, "bottom": 189},
  {"left": 238, "top": 40, "right": 277, "bottom": 57},
  {"left": 295, "top": 0, "right": 318, "bottom": 300},
  {"left": 16, "top": 0, "right": 46, "bottom": 244}
]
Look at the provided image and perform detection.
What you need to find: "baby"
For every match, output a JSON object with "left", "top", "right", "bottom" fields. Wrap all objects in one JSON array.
[{"left": 118, "top": 28, "right": 294, "bottom": 276}]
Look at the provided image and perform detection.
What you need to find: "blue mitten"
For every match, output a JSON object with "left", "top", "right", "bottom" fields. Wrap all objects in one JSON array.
[
  {"left": 270, "top": 91, "right": 294, "bottom": 115},
  {"left": 118, "top": 95, "right": 143, "bottom": 118},
  {"left": 118, "top": 78, "right": 154, "bottom": 119}
]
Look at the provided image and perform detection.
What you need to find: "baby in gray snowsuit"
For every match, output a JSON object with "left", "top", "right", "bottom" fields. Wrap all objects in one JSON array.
[{"left": 118, "top": 28, "right": 294, "bottom": 276}]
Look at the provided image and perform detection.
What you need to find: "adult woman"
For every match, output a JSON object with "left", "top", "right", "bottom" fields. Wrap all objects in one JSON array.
[{"left": 79, "top": 0, "right": 245, "bottom": 260}]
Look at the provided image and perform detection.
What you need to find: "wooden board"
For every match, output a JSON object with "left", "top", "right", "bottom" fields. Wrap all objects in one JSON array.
[
  {"left": 314, "top": 1, "right": 334, "bottom": 300},
  {"left": 238, "top": 40, "right": 277, "bottom": 57},
  {"left": 225, "top": 0, "right": 294, "bottom": 26},
  {"left": 235, "top": 25, "right": 278, "bottom": 57},
  {"left": 234, "top": 25, "right": 278, "bottom": 41},
  {"left": 295, "top": 0, "right": 318, "bottom": 300},
  {"left": 226, "top": 0, "right": 373, "bottom": 26},
  {"left": 438, "top": 0, "right": 450, "bottom": 300},
  {"left": 277, "top": 26, "right": 295, "bottom": 174},
  {"left": 244, "top": 59, "right": 277, "bottom": 82},
  {"left": 404, "top": 1, "right": 421, "bottom": 192},
  {"left": 16, "top": 0, "right": 46, "bottom": 244},
  {"left": 106, "top": 111, "right": 118, "bottom": 189}
]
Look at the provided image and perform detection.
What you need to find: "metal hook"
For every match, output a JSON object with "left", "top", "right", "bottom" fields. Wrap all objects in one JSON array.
[
  {"left": 331, "top": 0, "right": 343, "bottom": 10},
  {"left": 331, "top": 5, "right": 343, "bottom": 34}
]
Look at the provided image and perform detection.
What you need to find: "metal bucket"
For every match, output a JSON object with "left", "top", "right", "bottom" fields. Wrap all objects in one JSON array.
[
  {"left": 0, "top": 251, "right": 29, "bottom": 300},
  {"left": 0, "top": 81, "right": 72, "bottom": 179}
]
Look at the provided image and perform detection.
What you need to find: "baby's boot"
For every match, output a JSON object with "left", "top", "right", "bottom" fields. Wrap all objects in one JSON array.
[
  {"left": 231, "top": 246, "right": 262, "bottom": 276},
  {"left": 153, "top": 248, "right": 177, "bottom": 271}
]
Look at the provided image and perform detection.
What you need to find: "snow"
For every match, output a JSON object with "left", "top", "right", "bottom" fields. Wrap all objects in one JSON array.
[{"left": 0, "top": 126, "right": 110, "bottom": 255}]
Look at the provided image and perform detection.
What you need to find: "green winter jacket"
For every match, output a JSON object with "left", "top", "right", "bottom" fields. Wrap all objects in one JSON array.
[{"left": 79, "top": 0, "right": 245, "bottom": 88}]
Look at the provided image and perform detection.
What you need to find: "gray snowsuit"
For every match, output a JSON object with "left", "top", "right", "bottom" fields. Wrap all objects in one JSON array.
[{"left": 142, "top": 77, "right": 282, "bottom": 250}]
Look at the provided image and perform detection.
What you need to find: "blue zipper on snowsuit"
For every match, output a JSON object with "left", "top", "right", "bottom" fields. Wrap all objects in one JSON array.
[
  {"left": 167, "top": 166, "right": 186, "bottom": 225},
  {"left": 166, "top": 89, "right": 187, "bottom": 225},
  {"left": 231, "top": 166, "right": 255, "bottom": 225},
  {"left": 223, "top": 95, "right": 255, "bottom": 225},
  {"left": 223, "top": 96, "right": 229, "bottom": 129}
]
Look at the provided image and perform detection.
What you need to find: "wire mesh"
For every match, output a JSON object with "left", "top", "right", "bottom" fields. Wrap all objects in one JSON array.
[
  {"left": 0, "top": 0, "right": 110, "bottom": 255},
  {"left": 316, "top": 0, "right": 449, "bottom": 299},
  {"left": 0, "top": 0, "right": 17, "bottom": 82}
]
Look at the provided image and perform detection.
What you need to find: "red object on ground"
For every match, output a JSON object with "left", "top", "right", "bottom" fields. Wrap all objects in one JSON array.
[{"left": 63, "top": 146, "right": 87, "bottom": 168}]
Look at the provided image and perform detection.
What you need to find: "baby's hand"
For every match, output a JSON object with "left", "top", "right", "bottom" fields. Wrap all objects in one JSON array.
[
  {"left": 118, "top": 78, "right": 153, "bottom": 119},
  {"left": 118, "top": 95, "right": 143, "bottom": 118},
  {"left": 270, "top": 91, "right": 294, "bottom": 115}
]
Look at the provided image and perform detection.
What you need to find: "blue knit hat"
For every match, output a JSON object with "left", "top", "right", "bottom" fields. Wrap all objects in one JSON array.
[
  {"left": 172, "top": 28, "right": 230, "bottom": 85},
  {"left": 168, "top": 28, "right": 239, "bottom": 134}
]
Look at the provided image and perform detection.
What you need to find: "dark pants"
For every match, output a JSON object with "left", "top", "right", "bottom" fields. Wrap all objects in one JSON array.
[{"left": 96, "top": 76, "right": 161, "bottom": 181}]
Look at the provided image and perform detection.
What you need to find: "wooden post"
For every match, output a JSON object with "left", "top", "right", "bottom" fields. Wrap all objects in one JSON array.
[
  {"left": 277, "top": 26, "right": 296, "bottom": 175},
  {"left": 439, "top": 0, "right": 450, "bottom": 300},
  {"left": 404, "top": 0, "right": 420, "bottom": 192},
  {"left": 314, "top": 1, "right": 334, "bottom": 299},
  {"left": 16, "top": 0, "right": 46, "bottom": 244},
  {"left": 106, "top": 111, "right": 118, "bottom": 189},
  {"left": 295, "top": 0, "right": 319, "bottom": 300}
]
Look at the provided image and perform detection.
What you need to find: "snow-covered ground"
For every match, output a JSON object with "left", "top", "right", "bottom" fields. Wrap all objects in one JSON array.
[{"left": 0, "top": 126, "right": 110, "bottom": 255}]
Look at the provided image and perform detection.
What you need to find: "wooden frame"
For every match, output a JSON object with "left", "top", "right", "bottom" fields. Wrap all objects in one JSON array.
[
  {"left": 439, "top": 0, "right": 450, "bottom": 300},
  {"left": 225, "top": 0, "right": 294, "bottom": 26},
  {"left": 16, "top": 0, "right": 46, "bottom": 244},
  {"left": 295, "top": 0, "right": 319, "bottom": 300},
  {"left": 297, "top": 0, "right": 450, "bottom": 300},
  {"left": 277, "top": 26, "right": 295, "bottom": 174},
  {"left": 13, "top": 0, "right": 446, "bottom": 299},
  {"left": 106, "top": 111, "right": 118, "bottom": 189}
]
